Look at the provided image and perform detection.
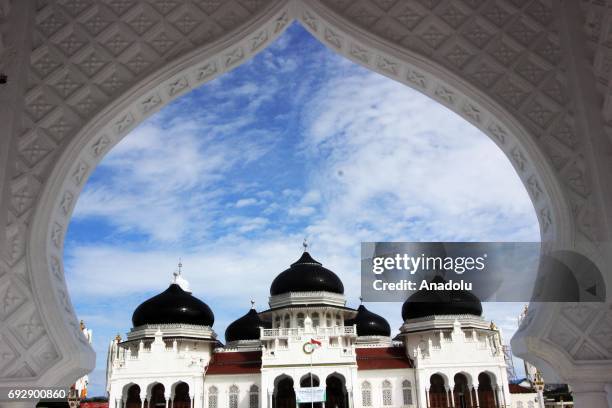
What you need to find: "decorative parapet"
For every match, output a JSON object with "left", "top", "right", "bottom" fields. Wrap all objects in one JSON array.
[
  {"left": 127, "top": 323, "right": 216, "bottom": 341},
  {"left": 260, "top": 325, "right": 356, "bottom": 340},
  {"left": 400, "top": 314, "right": 490, "bottom": 334},
  {"left": 268, "top": 291, "right": 347, "bottom": 308},
  {"left": 410, "top": 320, "right": 504, "bottom": 362}
]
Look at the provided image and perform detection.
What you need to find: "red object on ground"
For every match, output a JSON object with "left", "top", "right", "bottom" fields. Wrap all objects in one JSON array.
[
  {"left": 310, "top": 338, "right": 322, "bottom": 346},
  {"left": 355, "top": 347, "right": 414, "bottom": 370},
  {"left": 509, "top": 384, "right": 537, "bottom": 394},
  {"left": 80, "top": 402, "right": 109, "bottom": 408},
  {"left": 206, "top": 351, "right": 262, "bottom": 374}
]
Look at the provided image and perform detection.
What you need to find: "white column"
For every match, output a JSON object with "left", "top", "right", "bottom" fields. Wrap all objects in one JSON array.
[
  {"left": 570, "top": 382, "right": 610, "bottom": 408},
  {"left": 347, "top": 389, "right": 353, "bottom": 408},
  {"left": 473, "top": 387, "right": 479, "bottom": 408},
  {"left": 494, "top": 386, "right": 500, "bottom": 408},
  {"left": 536, "top": 388, "right": 545, "bottom": 408},
  {"left": 165, "top": 393, "right": 170, "bottom": 408}
]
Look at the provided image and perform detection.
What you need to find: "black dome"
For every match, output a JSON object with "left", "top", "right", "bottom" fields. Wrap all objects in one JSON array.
[
  {"left": 132, "top": 284, "right": 215, "bottom": 327},
  {"left": 225, "top": 308, "right": 271, "bottom": 342},
  {"left": 401, "top": 276, "right": 482, "bottom": 320},
  {"left": 270, "top": 252, "right": 344, "bottom": 296},
  {"left": 346, "top": 304, "right": 391, "bottom": 337}
]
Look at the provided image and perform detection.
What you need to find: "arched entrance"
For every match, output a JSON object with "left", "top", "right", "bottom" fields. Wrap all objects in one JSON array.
[
  {"left": 477, "top": 373, "right": 496, "bottom": 408},
  {"left": 172, "top": 382, "right": 191, "bottom": 408},
  {"left": 299, "top": 374, "right": 322, "bottom": 408},
  {"left": 149, "top": 383, "right": 166, "bottom": 408},
  {"left": 325, "top": 374, "right": 347, "bottom": 408},
  {"left": 274, "top": 376, "right": 296, "bottom": 408},
  {"left": 125, "top": 384, "right": 142, "bottom": 408},
  {"left": 453, "top": 373, "right": 472, "bottom": 408},
  {"left": 428, "top": 374, "right": 448, "bottom": 408}
]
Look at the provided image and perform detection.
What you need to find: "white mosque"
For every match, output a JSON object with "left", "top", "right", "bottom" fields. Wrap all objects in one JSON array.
[{"left": 105, "top": 250, "right": 538, "bottom": 408}]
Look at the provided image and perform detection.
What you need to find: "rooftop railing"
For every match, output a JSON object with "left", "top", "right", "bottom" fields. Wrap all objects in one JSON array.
[{"left": 260, "top": 325, "right": 356, "bottom": 339}]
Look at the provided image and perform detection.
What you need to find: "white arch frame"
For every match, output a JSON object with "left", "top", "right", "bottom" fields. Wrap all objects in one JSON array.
[
  {"left": 12, "top": 0, "right": 606, "bottom": 390},
  {"left": 122, "top": 382, "right": 142, "bottom": 403}
]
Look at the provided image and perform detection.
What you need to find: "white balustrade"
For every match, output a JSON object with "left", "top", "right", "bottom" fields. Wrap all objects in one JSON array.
[{"left": 260, "top": 325, "right": 355, "bottom": 339}]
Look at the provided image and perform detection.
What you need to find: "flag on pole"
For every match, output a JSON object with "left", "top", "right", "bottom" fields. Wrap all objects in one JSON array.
[{"left": 310, "top": 338, "right": 322, "bottom": 346}]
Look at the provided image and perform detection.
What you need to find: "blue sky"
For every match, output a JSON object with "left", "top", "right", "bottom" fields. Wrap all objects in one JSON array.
[{"left": 64, "top": 23, "right": 539, "bottom": 397}]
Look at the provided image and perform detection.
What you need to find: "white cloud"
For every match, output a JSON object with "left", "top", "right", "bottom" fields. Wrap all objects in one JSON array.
[
  {"left": 235, "top": 198, "right": 260, "bottom": 208},
  {"left": 301, "top": 190, "right": 321, "bottom": 205},
  {"left": 72, "top": 111, "right": 278, "bottom": 243},
  {"left": 297, "top": 69, "right": 539, "bottom": 243},
  {"left": 288, "top": 206, "right": 316, "bottom": 217}
]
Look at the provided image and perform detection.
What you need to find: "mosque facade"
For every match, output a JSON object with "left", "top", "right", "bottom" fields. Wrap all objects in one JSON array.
[{"left": 105, "top": 251, "right": 528, "bottom": 408}]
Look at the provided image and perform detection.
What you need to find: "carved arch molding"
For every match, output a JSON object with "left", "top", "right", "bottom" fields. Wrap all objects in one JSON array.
[{"left": 0, "top": 0, "right": 611, "bottom": 393}]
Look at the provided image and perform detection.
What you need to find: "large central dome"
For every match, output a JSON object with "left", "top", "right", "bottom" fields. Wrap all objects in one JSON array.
[
  {"left": 401, "top": 276, "right": 482, "bottom": 320},
  {"left": 132, "top": 283, "right": 215, "bottom": 327},
  {"left": 270, "top": 252, "right": 344, "bottom": 296}
]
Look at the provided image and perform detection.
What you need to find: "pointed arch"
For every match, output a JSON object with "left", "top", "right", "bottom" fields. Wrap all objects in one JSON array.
[{"left": 10, "top": 0, "right": 591, "bottom": 388}]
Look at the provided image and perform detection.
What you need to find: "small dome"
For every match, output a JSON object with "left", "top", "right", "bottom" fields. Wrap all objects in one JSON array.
[
  {"left": 401, "top": 276, "right": 482, "bottom": 320},
  {"left": 347, "top": 304, "right": 391, "bottom": 337},
  {"left": 132, "top": 284, "right": 214, "bottom": 327},
  {"left": 225, "top": 307, "right": 271, "bottom": 342},
  {"left": 270, "top": 252, "right": 344, "bottom": 296}
]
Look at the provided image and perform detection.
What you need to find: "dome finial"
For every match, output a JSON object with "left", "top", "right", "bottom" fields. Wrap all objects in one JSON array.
[
  {"left": 250, "top": 299, "right": 255, "bottom": 309},
  {"left": 302, "top": 237, "right": 308, "bottom": 252},
  {"left": 171, "top": 259, "right": 192, "bottom": 293},
  {"left": 359, "top": 296, "right": 363, "bottom": 305}
]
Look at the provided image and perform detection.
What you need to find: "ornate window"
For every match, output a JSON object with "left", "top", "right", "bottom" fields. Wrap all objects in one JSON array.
[
  {"left": 297, "top": 313, "right": 305, "bottom": 328},
  {"left": 249, "top": 385, "right": 259, "bottom": 408},
  {"left": 402, "top": 380, "right": 412, "bottom": 405},
  {"left": 361, "top": 382, "right": 372, "bottom": 407},
  {"left": 284, "top": 314, "right": 290, "bottom": 328},
  {"left": 335, "top": 314, "right": 342, "bottom": 326},
  {"left": 326, "top": 313, "right": 332, "bottom": 327},
  {"left": 208, "top": 387, "right": 218, "bottom": 408},
  {"left": 274, "top": 316, "right": 281, "bottom": 328},
  {"left": 229, "top": 385, "right": 239, "bottom": 408},
  {"left": 382, "top": 380, "right": 392, "bottom": 406},
  {"left": 312, "top": 312, "right": 320, "bottom": 327}
]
